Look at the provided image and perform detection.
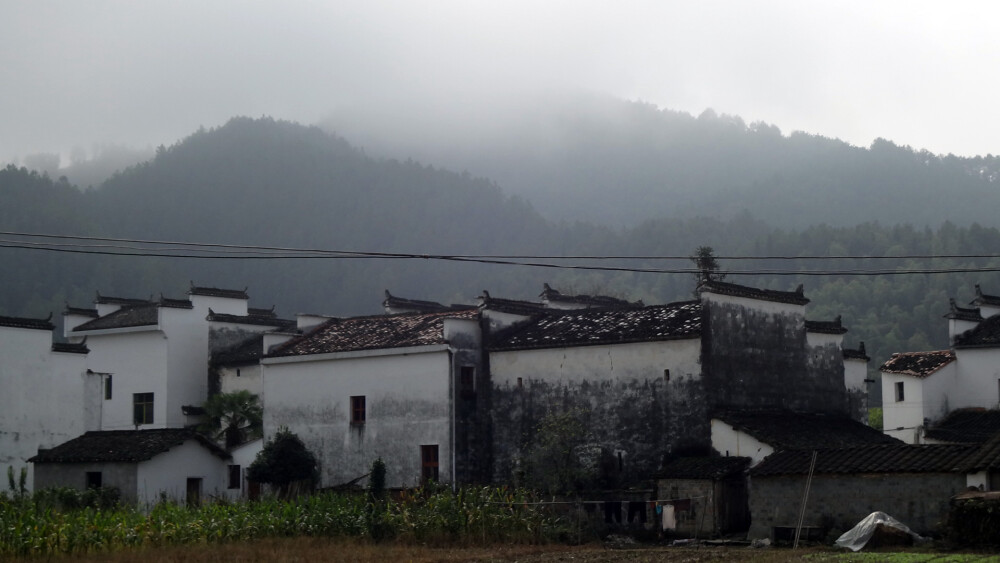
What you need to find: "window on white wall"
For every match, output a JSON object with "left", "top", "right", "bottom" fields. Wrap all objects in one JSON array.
[
  {"left": 351, "top": 396, "right": 366, "bottom": 425},
  {"left": 895, "top": 381, "right": 905, "bottom": 402},
  {"left": 133, "top": 393, "right": 154, "bottom": 425},
  {"left": 104, "top": 375, "right": 112, "bottom": 400}
]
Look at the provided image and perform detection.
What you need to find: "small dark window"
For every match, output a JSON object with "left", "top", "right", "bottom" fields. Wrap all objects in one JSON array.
[
  {"left": 86, "top": 471, "right": 102, "bottom": 489},
  {"left": 895, "top": 381, "right": 905, "bottom": 402},
  {"left": 351, "top": 396, "right": 366, "bottom": 425},
  {"left": 460, "top": 366, "right": 475, "bottom": 399},
  {"left": 133, "top": 392, "right": 154, "bottom": 425},
  {"left": 516, "top": 377, "right": 523, "bottom": 389},
  {"left": 228, "top": 465, "right": 241, "bottom": 489},
  {"left": 421, "top": 444, "right": 439, "bottom": 483},
  {"left": 236, "top": 368, "right": 241, "bottom": 378},
  {"left": 663, "top": 369, "right": 670, "bottom": 382},
  {"left": 104, "top": 374, "right": 112, "bottom": 400}
]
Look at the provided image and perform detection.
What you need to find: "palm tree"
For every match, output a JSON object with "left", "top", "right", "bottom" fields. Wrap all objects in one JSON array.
[{"left": 200, "top": 390, "right": 263, "bottom": 449}]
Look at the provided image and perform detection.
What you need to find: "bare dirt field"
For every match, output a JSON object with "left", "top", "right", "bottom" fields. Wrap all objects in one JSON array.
[{"left": 11, "top": 538, "right": 1000, "bottom": 563}]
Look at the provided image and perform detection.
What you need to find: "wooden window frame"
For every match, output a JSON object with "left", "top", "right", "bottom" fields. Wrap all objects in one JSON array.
[
  {"left": 133, "top": 392, "right": 154, "bottom": 425},
  {"left": 421, "top": 444, "right": 439, "bottom": 484},
  {"left": 895, "top": 381, "right": 905, "bottom": 402},
  {"left": 351, "top": 396, "right": 366, "bottom": 425},
  {"left": 227, "top": 464, "right": 241, "bottom": 490}
]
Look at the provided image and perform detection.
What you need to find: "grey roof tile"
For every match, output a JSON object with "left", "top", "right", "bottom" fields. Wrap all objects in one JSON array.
[
  {"left": 29, "top": 428, "right": 229, "bottom": 463},
  {"left": 879, "top": 350, "right": 956, "bottom": 378}
]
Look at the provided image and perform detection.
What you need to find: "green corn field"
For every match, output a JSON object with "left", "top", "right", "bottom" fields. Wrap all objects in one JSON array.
[{"left": 0, "top": 486, "right": 562, "bottom": 558}]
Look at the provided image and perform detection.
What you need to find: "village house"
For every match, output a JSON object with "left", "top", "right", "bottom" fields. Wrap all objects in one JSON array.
[{"left": 881, "top": 285, "right": 1000, "bottom": 444}]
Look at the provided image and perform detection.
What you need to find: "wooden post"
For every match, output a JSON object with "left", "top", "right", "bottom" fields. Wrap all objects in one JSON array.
[{"left": 793, "top": 450, "right": 818, "bottom": 549}]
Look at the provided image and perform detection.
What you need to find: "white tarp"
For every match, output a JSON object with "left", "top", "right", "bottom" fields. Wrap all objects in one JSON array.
[{"left": 834, "top": 511, "right": 925, "bottom": 551}]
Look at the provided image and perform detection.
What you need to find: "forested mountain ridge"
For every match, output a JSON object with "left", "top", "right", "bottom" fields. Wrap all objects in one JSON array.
[
  {"left": 323, "top": 95, "right": 1000, "bottom": 229},
  {"left": 4, "top": 116, "right": 1000, "bottom": 408}
]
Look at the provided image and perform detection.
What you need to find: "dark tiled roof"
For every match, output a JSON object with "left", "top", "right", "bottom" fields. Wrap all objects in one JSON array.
[
  {"left": 248, "top": 307, "right": 277, "bottom": 318},
  {"left": 212, "top": 334, "right": 265, "bottom": 366},
  {"left": 158, "top": 296, "right": 193, "bottom": 309},
  {"left": 52, "top": 340, "right": 89, "bottom": 354},
  {"left": 879, "top": 350, "right": 956, "bottom": 377},
  {"left": 488, "top": 301, "right": 702, "bottom": 351},
  {"left": 945, "top": 299, "right": 983, "bottom": 322},
  {"left": 750, "top": 444, "right": 977, "bottom": 476},
  {"left": 207, "top": 309, "right": 295, "bottom": 328},
  {"left": 382, "top": 290, "right": 468, "bottom": 313},
  {"left": 698, "top": 280, "right": 810, "bottom": 305},
  {"left": 73, "top": 304, "right": 159, "bottom": 332},
  {"left": 962, "top": 432, "right": 1000, "bottom": 472},
  {"left": 268, "top": 309, "right": 479, "bottom": 357},
  {"left": 843, "top": 342, "right": 869, "bottom": 361},
  {"left": 63, "top": 306, "right": 98, "bottom": 318},
  {"left": 713, "top": 410, "right": 900, "bottom": 451},
  {"left": 188, "top": 285, "right": 249, "bottom": 300},
  {"left": 29, "top": 428, "right": 229, "bottom": 463},
  {"left": 805, "top": 316, "right": 847, "bottom": 335},
  {"left": 924, "top": 409, "right": 1000, "bottom": 444},
  {"left": 954, "top": 316, "right": 1000, "bottom": 349},
  {"left": 972, "top": 284, "right": 1000, "bottom": 307},
  {"left": 657, "top": 456, "right": 751, "bottom": 480},
  {"left": 478, "top": 291, "right": 547, "bottom": 315},
  {"left": 94, "top": 293, "right": 152, "bottom": 306},
  {"left": 0, "top": 314, "right": 54, "bottom": 331},
  {"left": 539, "top": 283, "right": 643, "bottom": 309}
]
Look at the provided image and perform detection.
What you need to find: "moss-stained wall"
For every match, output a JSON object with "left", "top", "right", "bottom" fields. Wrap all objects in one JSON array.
[{"left": 701, "top": 296, "right": 848, "bottom": 414}]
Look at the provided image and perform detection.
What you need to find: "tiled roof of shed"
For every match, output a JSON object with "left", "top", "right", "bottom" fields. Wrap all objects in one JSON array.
[
  {"left": 879, "top": 350, "right": 956, "bottom": 377},
  {"left": 0, "top": 314, "right": 55, "bottom": 331},
  {"left": 29, "top": 428, "right": 229, "bottom": 463},
  {"left": 924, "top": 408, "right": 1000, "bottom": 444},
  {"left": 73, "top": 304, "right": 159, "bottom": 332},
  {"left": 539, "top": 283, "right": 643, "bottom": 309},
  {"left": 248, "top": 306, "right": 277, "bottom": 317},
  {"left": 207, "top": 310, "right": 295, "bottom": 328},
  {"left": 972, "top": 284, "right": 1000, "bottom": 307},
  {"left": 750, "top": 444, "right": 978, "bottom": 476},
  {"left": 487, "top": 301, "right": 702, "bottom": 351},
  {"left": 188, "top": 285, "right": 249, "bottom": 300},
  {"left": 953, "top": 316, "right": 1000, "bottom": 349},
  {"left": 962, "top": 432, "right": 1000, "bottom": 472},
  {"left": 805, "top": 316, "right": 847, "bottom": 335},
  {"left": 713, "top": 410, "right": 900, "bottom": 451},
  {"left": 267, "top": 308, "right": 479, "bottom": 357},
  {"left": 657, "top": 456, "right": 751, "bottom": 480},
  {"left": 698, "top": 280, "right": 810, "bottom": 305},
  {"left": 842, "top": 342, "right": 869, "bottom": 361}
]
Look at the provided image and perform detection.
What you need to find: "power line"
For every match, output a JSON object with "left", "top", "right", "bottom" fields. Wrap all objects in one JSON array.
[{"left": 3, "top": 231, "right": 1000, "bottom": 277}]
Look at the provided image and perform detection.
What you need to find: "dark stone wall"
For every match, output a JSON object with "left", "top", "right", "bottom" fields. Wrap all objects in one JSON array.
[
  {"left": 452, "top": 326, "right": 489, "bottom": 484},
  {"left": 701, "top": 300, "right": 848, "bottom": 414},
  {"left": 490, "top": 373, "right": 708, "bottom": 487},
  {"left": 749, "top": 472, "right": 965, "bottom": 537}
]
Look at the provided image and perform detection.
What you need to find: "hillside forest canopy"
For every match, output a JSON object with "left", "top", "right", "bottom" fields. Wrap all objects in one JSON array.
[{"left": 4, "top": 109, "right": 1000, "bottom": 406}]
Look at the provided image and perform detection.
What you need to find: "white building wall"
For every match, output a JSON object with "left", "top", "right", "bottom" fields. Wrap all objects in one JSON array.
[
  {"left": 263, "top": 347, "right": 452, "bottom": 488},
  {"left": 84, "top": 329, "right": 170, "bottom": 430},
  {"left": 135, "top": 441, "right": 228, "bottom": 506},
  {"left": 709, "top": 420, "right": 774, "bottom": 466},
  {"left": 882, "top": 372, "right": 930, "bottom": 444},
  {"left": 160, "top": 307, "right": 211, "bottom": 428},
  {"left": 219, "top": 364, "right": 262, "bottom": 396},
  {"left": 843, "top": 358, "right": 868, "bottom": 398},
  {"left": 0, "top": 325, "right": 92, "bottom": 491},
  {"left": 489, "top": 338, "right": 702, "bottom": 386},
  {"left": 953, "top": 348, "right": 1000, "bottom": 410}
]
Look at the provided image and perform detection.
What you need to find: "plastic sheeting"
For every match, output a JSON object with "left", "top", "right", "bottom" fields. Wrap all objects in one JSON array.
[{"left": 834, "top": 511, "right": 925, "bottom": 551}]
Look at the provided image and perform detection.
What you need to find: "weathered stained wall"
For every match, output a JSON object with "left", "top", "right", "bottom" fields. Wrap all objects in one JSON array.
[
  {"left": 136, "top": 440, "right": 228, "bottom": 506},
  {"left": 34, "top": 462, "right": 137, "bottom": 502},
  {"left": 748, "top": 472, "right": 965, "bottom": 538},
  {"left": 263, "top": 348, "right": 453, "bottom": 488},
  {"left": 701, "top": 294, "right": 847, "bottom": 414},
  {"left": 489, "top": 339, "right": 706, "bottom": 486},
  {"left": 843, "top": 357, "right": 869, "bottom": 423}
]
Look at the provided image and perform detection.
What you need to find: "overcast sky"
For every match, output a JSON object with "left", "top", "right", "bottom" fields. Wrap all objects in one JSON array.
[{"left": 3, "top": 1, "right": 999, "bottom": 166}]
